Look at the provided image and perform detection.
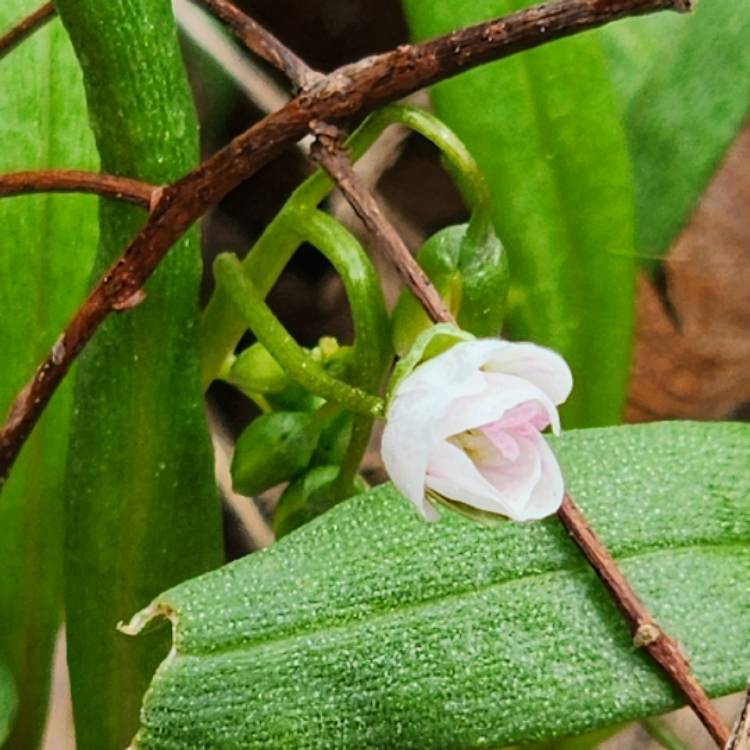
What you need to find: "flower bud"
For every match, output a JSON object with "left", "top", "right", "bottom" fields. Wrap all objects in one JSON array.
[
  {"left": 391, "top": 223, "right": 509, "bottom": 356},
  {"left": 231, "top": 411, "right": 321, "bottom": 497},
  {"left": 227, "top": 342, "right": 288, "bottom": 396}
]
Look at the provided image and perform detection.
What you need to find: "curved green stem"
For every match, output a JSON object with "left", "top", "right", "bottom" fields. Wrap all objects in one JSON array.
[
  {"left": 299, "top": 209, "right": 391, "bottom": 495},
  {"left": 200, "top": 104, "right": 491, "bottom": 388},
  {"left": 213, "top": 254, "right": 384, "bottom": 418},
  {"left": 374, "top": 105, "right": 493, "bottom": 246},
  {"left": 299, "top": 209, "right": 391, "bottom": 393}
]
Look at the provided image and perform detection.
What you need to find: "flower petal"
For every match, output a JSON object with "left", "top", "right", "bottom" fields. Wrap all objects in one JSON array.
[
  {"left": 482, "top": 341, "right": 573, "bottom": 405},
  {"left": 435, "top": 372, "right": 559, "bottom": 440},
  {"left": 394, "top": 339, "right": 510, "bottom": 396},
  {"left": 424, "top": 439, "right": 520, "bottom": 518},
  {"left": 517, "top": 432, "right": 565, "bottom": 520}
]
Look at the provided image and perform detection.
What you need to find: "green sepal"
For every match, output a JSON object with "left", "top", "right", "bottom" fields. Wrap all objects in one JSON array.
[
  {"left": 226, "top": 342, "right": 289, "bottom": 396},
  {"left": 387, "top": 323, "right": 474, "bottom": 403},
  {"left": 273, "top": 465, "right": 368, "bottom": 538},
  {"left": 392, "top": 223, "right": 508, "bottom": 356},
  {"left": 231, "top": 412, "right": 322, "bottom": 496},
  {"left": 426, "top": 491, "right": 509, "bottom": 528}
]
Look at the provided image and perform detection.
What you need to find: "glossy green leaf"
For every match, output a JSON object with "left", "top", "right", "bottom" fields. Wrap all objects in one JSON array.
[
  {"left": 52, "top": 2, "right": 223, "bottom": 749},
  {"left": 601, "top": 0, "right": 750, "bottom": 260},
  {"left": 0, "top": 3, "right": 98, "bottom": 747},
  {"left": 403, "top": 0, "right": 636, "bottom": 428},
  {"left": 130, "top": 421, "right": 750, "bottom": 749}
]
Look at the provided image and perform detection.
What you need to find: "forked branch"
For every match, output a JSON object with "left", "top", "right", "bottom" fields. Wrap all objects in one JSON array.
[
  {"left": 2, "top": 5, "right": 725, "bottom": 744},
  {"left": 0, "top": 0, "right": 692, "bottom": 486}
]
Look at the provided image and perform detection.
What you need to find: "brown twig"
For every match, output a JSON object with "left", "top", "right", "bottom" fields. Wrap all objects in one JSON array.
[
  {"left": 557, "top": 496, "right": 729, "bottom": 747},
  {"left": 310, "top": 123, "right": 455, "bottom": 323},
  {"left": 194, "top": 0, "right": 321, "bottom": 88},
  {"left": 0, "top": 170, "right": 156, "bottom": 209},
  {"left": 0, "top": 2, "right": 55, "bottom": 60},
  {"left": 196, "top": 0, "right": 454, "bottom": 323},
  {"left": 205, "top": 3, "right": 727, "bottom": 744},
  {"left": 0, "top": 0, "right": 690, "bottom": 485}
]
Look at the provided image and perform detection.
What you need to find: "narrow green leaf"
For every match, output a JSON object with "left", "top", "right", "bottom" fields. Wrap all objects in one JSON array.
[
  {"left": 402, "top": 0, "right": 636, "bottom": 428},
  {"left": 0, "top": 3, "right": 98, "bottom": 747},
  {"left": 51, "top": 2, "right": 223, "bottom": 749},
  {"left": 130, "top": 421, "right": 750, "bottom": 749},
  {"left": 601, "top": 0, "right": 750, "bottom": 260}
]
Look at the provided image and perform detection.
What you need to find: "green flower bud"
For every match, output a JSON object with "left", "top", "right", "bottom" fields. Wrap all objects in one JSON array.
[
  {"left": 391, "top": 222, "right": 509, "bottom": 356},
  {"left": 227, "top": 342, "right": 288, "bottom": 396},
  {"left": 273, "top": 465, "right": 368, "bottom": 538},
  {"left": 231, "top": 411, "right": 321, "bottom": 497}
]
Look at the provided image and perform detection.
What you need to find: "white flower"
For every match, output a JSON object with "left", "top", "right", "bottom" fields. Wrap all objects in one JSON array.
[{"left": 381, "top": 339, "right": 573, "bottom": 522}]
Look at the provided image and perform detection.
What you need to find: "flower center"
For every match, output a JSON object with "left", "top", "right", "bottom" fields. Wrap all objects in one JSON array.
[{"left": 450, "top": 401, "right": 550, "bottom": 465}]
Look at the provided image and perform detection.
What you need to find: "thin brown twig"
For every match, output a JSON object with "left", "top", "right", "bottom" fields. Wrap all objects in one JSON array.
[
  {"left": 193, "top": 0, "right": 321, "bottom": 88},
  {"left": 0, "top": 2, "right": 55, "bottom": 60},
  {"left": 310, "top": 123, "right": 455, "bottom": 324},
  {"left": 204, "top": 3, "right": 728, "bottom": 745},
  {"left": 0, "top": 0, "right": 690, "bottom": 491},
  {"left": 195, "top": 0, "right": 454, "bottom": 323},
  {"left": 0, "top": 0, "right": 726, "bottom": 744},
  {"left": 0, "top": 170, "right": 156, "bottom": 209},
  {"left": 557, "top": 496, "right": 729, "bottom": 747}
]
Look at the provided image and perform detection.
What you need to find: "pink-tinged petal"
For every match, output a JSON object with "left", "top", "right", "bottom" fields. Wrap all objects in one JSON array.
[
  {"left": 426, "top": 436, "right": 545, "bottom": 520},
  {"left": 436, "top": 372, "right": 558, "bottom": 439},
  {"left": 517, "top": 432, "right": 565, "bottom": 520},
  {"left": 480, "top": 422, "right": 520, "bottom": 461},
  {"left": 425, "top": 440, "right": 520, "bottom": 518},
  {"left": 472, "top": 434, "right": 542, "bottom": 518},
  {"left": 482, "top": 341, "right": 573, "bottom": 405}
]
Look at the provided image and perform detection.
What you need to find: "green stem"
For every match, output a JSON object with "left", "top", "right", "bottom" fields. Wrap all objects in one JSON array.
[
  {"left": 299, "top": 209, "right": 391, "bottom": 496},
  {"left": 200, "top": 104, "right": 489, "bottom": 387},
  {"left": 213, "top": 253, "right": 384, "bottom": 418}
]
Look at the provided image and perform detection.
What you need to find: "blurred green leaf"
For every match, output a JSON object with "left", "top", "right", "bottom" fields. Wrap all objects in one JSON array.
[
  {"left": 0, "top": 4, "right": 98, "bottom": 747},
  {"left": 131, "top": 421, "right": 749, "bottom": 749},
  {"left": 601, "top": 0, "right": 750, "bottom": 261},
  {"left": 0, "top": 662, "right": 16, "bottom": 745},
  {"left": 52, "top": 2, "right": 223, "bottom": 748},
  {"left": 403, "top": 0, "right": 636, "bottom": 428}
]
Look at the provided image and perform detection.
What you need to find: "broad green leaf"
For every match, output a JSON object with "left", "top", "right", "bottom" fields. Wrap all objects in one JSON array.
[
  {"left": 601, "top": 0, "right": 750, "bottom": 260},
  {"left": 0, "top": 3, "right": 98, "bottom": 747},
  {"left": 52, "top": 2, "right": 223, "bottom": 748},
  {"left": 130, "top": 421, "right": 750, "bottom": 749},
  {"left": 402, "top": 0, "right": 636, "bottom": 428},
  {"left": 0, "top": 662, "right": 16, "bottom": 745}
]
